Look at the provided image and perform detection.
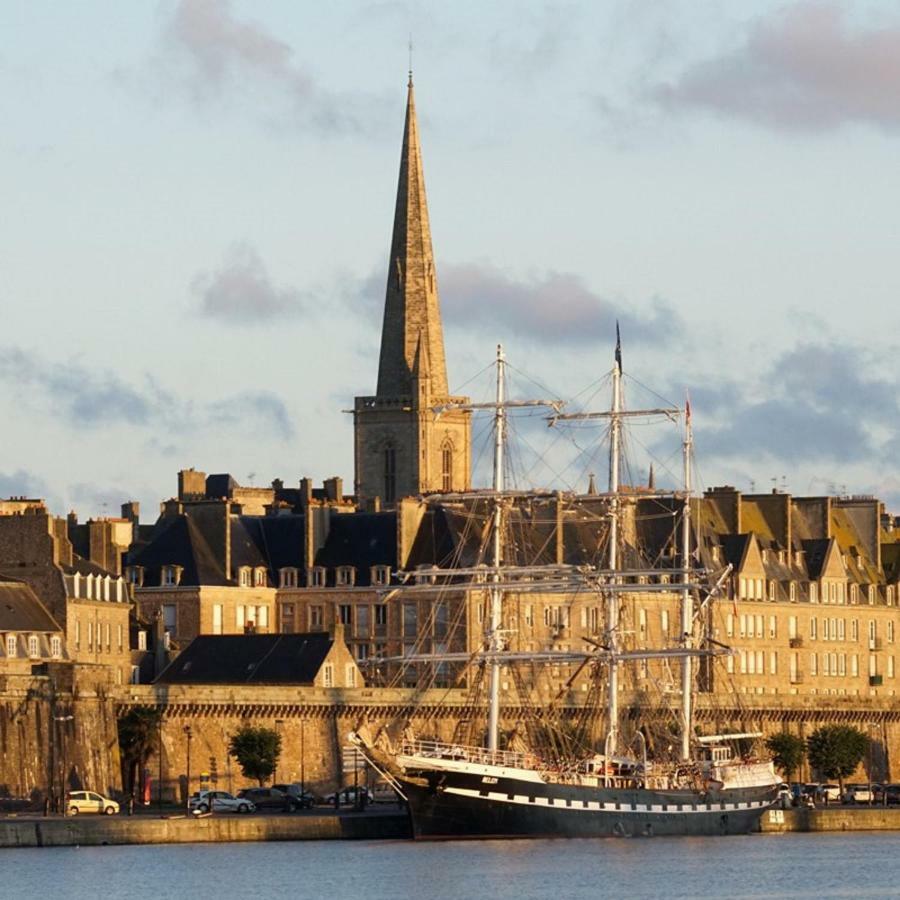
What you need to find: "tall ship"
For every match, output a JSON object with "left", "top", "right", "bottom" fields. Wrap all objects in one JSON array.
[{"left": 352, "top": 339, "right": 779, "bottom": 839}]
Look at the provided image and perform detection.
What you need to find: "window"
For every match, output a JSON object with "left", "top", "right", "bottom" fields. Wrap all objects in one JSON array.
[
  {"left": 117, "top": 623, "right": 124, "bottom": 652},
  {"left": 75, "top": 621, "right": 81, "bottom": 652},
  {"left": 810, "top": 652, "right": 817, "bottom": 676},
  {"left": 372, "top": 565, "right": 390, "bottom": 586},
  {"left": 789, "top": 582, "right": 796, "bottom": 602},
  {"left": 788, "top": 616, "right": 797, "bottom": 639},
  {"left": 257, "top": 606, "right": 268, "bottom": 629},
  {"left": 589, "top": 606, "right": 600, "bottom": 634},
  {"left": 810, "top": 583, "right": 818, "bottom": 603},
  {"left": 280, "top": 568, "right": 298, "bottom": 588},
  {"left": 6, "top": 634, "right": 16, "bottom": 658},
  {"left": 347, "top": 664, "right": 357, "bottom": 687},
  {"left": 755, "top": 578, "right": 763, "bottom": 600},
  {"left": 769, "top": 651, "right": 777, "bottom": 675},
  {"left": 755, "top": 614, "right": 764, "bottom": 639},
  {"left": 254, "top": 568, "right": 266, "bottom": 587},
  {"left": 850, "top": 584, "right": 858, "bottom": 604},
  {"left": 403, "top": 603, "right": 417, "bottom": 637},
  {"left": 726, "top": 613, "right": 734, "bottom": 638},
  {"left": 524, "top": 604, "right": 534, "bottom": 628},
  {"left": 851, "top": 619, "right": 859, "bottom": 642},
  {"left": 162, "top": 566, "right": 179, "bottom": 586},
  {"left": 212, "top": 605, "right": 223, "bottom": 635},
  {"left": 768, "top": 616, "right": 777, "bottom": 639},
  {"left": 309, "top": 605, "right": 323, "bottom": 629},
  {"left": 810, "top": 618, "right": 817, "bottom": 640},
  {"left": 323, "top": 663, "right": 334, "bottom": 688},
  {"left": 137, "top": 630, "right": 146, "bottom": 651},
  {"left": 87, "top": 621, "right": 93, "bottom": 650},
  {"left": 756, "top": 650, "right": 764, "bottom": 673},
  {"left": 126, "top": 566, "right": 143, "bottom": 586},
  {"left": 374, "top": 604, "right": 388, "bottom": 629},
  {"left": 163, "top": 604, "right": 177, "bottom": 633},
  {"left": 869, "top": 655, "right": 877, "bottom": 677},
  {"left": 660, "top": 610, "right": 669, "bottom": 637},
  {"left": 740, "top": 650, "right": 747, "bottom": 674},
  {"left": 356, "top": 605, "right": 370, "bottom": 638},
  {"left": 889, "top": 656, "right": 895, "bottom": 679},
  {"left": 339, "top": 604, "right": 352, "bottom": 626},
  {"left": 639, "top": 608, "right": 647, "bottom": 637},
  {"left": 27, "top": 635, "right": 39, "bottom": 658},
  {"left": 384, "top": 445, "right": 396, "bottom": 504},
  {"left": 337, "top": 566, "right": 356, "bottom": 587},
  {"left": 889, "top": 621, "right": 895, "bottom": 644},
  {"left": 839, "top": 653, "right": 846, "bottom": 677},
  {"left": 308, "top": 567, "right": 326, "bottom": 587},
  {"left": 50, "top": 636, "right": 62, "bottom": 659},
  {"left": 768, "top": 581, "right": 776, "bottom": 602},
  {"left": 441, "top": 443, "right": 453, "bottom": 492},
  {"left": 739, "top": 614, "right": 747, "bottom": 638},
  {"left": 105, "top": 622, "right": 111, "bottom": 651},
  {"left": 238, "top": 567, "right": 252, "bottom": 587},
  {"left": 851, "top": 654, "right": 859, "bottom": 677},
  {"left": 726, "top": 654, "right": 734, "bottom": 674}
]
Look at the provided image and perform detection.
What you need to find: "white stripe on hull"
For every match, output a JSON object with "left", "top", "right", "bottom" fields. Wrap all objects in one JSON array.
[{"left": 443, "top": 786, "right": 772, "bottom": 814}]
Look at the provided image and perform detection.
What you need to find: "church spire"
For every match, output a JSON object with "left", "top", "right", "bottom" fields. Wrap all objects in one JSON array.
[{"left": 375, "top": 77, "right": 449, "bottom": 399}]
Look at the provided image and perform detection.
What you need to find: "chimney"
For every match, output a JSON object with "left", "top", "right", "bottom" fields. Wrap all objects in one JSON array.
[{"left": 324, "top": 477, "right": 343, "bottom": 503}]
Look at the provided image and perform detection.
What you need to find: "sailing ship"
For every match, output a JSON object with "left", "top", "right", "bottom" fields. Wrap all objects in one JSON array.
[{"left": 352, "top": 339, "right": 779, "bottom": 839}]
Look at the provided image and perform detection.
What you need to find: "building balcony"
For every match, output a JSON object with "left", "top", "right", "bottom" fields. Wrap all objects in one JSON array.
[
  {"left": 870, "top": 674, "right": 884, "bottom": 686},
  {"left": 789, "top": 636, "right": 804, "bottom": 649},
  {"left": 790, "top": 671, "right": 805, "bottom": 684}
]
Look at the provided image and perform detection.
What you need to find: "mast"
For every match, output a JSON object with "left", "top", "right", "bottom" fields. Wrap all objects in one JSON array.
[
  {"left": 605, "top": 330, "right": 622, "bottom": 757},
  {"left": 679, "top": 395, "right": 693, "bottom": 761},
  {"left": 487, "top": 344, "right": 506, "bottom": 752}
]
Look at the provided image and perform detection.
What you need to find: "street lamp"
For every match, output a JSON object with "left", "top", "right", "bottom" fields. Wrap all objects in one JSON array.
[
  {"left": 274, "top": 719, "right": 284, "bottom": 784},
  {"left": 158, "top": 714, "right": 164, "bottom": 815},
  {"left": 53, "top": 713, "right": 74, "bottom": 814},
  {"left": 183, "top": 725, "right": 193, "bottom": 810}
]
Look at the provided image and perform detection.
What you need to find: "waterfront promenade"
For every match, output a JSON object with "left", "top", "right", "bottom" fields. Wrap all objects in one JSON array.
[{"left": 0, "top": 808, "right": 411, "bottom": 848}]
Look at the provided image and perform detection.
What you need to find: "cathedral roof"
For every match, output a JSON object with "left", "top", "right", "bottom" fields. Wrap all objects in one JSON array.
[{"left": 375, "top": 76, "right": 449, "bottom": 399}]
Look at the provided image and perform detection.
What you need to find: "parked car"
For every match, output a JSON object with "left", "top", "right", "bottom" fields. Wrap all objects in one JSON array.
[
  {"left": 372, "top": 782, "right": 401, "bottom": 804},
  {"left": 237, "top": 787, "right": 302, "bottom": 811},
  {"left": 843, "top": 783, "right": 875, "bottom": 804},
  {"left": 819, "top": 783, "right": 841, "bottom": 803},
  {"left": 324, "top": 786, "right": 375, "bottom": 807},
  {"left": 66, "top": 791, "right": 119, "bottom": 816},
  {"left": 188, "top": 790, "right": 255, "bottom": 814},
  {"left": 873, "top": 783, "right": 900, "bottom": 805},
  {"left": 271, "top": 783, "right": 316, "bottom": 809}
]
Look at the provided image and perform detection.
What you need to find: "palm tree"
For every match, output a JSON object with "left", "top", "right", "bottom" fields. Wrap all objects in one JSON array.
[{"left": 118, "top": 706, "right": 162, "bottom": 800}]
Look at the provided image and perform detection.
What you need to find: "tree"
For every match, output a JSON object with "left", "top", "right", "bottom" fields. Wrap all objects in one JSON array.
[
  {"left": 118, "top": 706, "right": 162, "bottom": 799},
  {"left": 806, "top": 725, "right": 868, "bottom": 792},
  {"left": 766, "top": 732, "right": 806, "bottom": 782},
  {"left": 229, "top": 725, "right": 282, "bottom": 786}
]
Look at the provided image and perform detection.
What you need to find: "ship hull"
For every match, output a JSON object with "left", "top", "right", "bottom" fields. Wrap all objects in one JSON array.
[{"left": 401, "top": 770, "right": 777, "bottom": 840}]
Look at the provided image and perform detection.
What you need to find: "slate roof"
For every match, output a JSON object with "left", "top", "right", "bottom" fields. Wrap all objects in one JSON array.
[
  {"left": 128, "top": 515, "right": 228, "bottom": 586},
  {"left": 0, "top": 579, "right": 62, "bottom": 632},
  {"left": 154, "top": 633, "right": 334, "bottom": 685},
  {"left": 313, "top": 513, "right": 397, "bottom": 585}
]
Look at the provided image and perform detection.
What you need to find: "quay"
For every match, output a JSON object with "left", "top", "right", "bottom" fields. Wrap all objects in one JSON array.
[
  {"left": 761, "top": 806, "right": 900, "bottom": 833},
  {"left": 0, "top": 809, "right": 411, "bottom": 849}
]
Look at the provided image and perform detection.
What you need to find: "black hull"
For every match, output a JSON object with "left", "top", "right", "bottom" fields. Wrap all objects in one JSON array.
[{"left": 402, "top": 771, "right": 777, "bottom": 840}]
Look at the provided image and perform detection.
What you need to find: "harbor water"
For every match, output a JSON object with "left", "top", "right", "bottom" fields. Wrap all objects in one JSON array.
[{"left": 8, "top": 832, "right": 900, "bottom": 899}]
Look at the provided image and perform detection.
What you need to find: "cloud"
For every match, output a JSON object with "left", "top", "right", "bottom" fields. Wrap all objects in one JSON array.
[
  {"left": 0, "top": 345, "right": 294, "bottom": 440},
  {"left": 0, "top": 469, "right": 51, "bottom": 501},
  {"left": 159, "top": 0, "right": 384, "bottom": 135},
  {"left": 652, "top": 3, "right": 900, "bottom": 132},
  {"left": 439, "top": 262, "right": 682, "bottom": 346},
  {"left": 191, "top": 242, "right": 307, "bottom": 322},
  {"left": 694, "top": 341, "right": 900, "bottom": 465},
  {"left": 488, "top": 5, "right": 576, "bottom": 80}
]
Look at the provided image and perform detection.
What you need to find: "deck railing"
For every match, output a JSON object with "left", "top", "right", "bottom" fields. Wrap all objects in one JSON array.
[{"left": 399, "top": 739, "right": 539, "bottom": 770}]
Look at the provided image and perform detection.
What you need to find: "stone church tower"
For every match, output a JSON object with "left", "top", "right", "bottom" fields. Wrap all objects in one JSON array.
[{"left": 353, "top": 77, "right": 471, "bottom": 506}]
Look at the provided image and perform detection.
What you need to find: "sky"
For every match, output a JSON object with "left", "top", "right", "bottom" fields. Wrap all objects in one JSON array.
[{"left": 2, "top": 0, "right": 900, "bottom": 520}]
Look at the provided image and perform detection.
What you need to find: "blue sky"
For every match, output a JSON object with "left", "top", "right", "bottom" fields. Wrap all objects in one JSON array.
[{"left": 2, "top": 0, "right": 899, "bottom": 518}]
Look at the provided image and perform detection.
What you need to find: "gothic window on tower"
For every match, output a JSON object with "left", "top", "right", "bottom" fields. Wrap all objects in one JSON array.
[
  {"left": 384, "top": 445, "right": 396, "bottom": 503},
  {"left": 441, "top": 443, "right": 453, "bottom": 492}
]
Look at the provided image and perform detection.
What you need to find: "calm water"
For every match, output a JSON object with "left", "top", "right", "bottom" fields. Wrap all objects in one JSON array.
[{"left": 7, "top": 833, "right": 900, "bottom": 899}]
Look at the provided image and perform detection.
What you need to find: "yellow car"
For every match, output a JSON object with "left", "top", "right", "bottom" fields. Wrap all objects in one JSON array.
[{"left": 67, "top": 790, "right": 120, "bottom": 816}]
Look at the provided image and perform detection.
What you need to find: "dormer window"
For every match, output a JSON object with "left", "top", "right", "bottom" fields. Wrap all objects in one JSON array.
[
  {"left": 237, "top": 567, "right": 252, "bottom": 587},
  {"left": 162, "top": 565, "right": 181, "bottom": 587},
  {"left": 254, "top": 567, "right": 267, "bottom": 587},
  {"left": 27, "top": 635, "right": 39, "bottom": 658},
  {"left": 308, "top": 567, "right": 326, "bottom": 587},
  {"left": 279, "top": 567, "right": 298, "bottom": 588},
  {"left": 371, "top": 565, "right": 391, "bottom": 586},
  {"left": 850, "top": 584, "right": 858, "bottom": 604},
  {"left": 336, "top": 566, "right": 356, "bottom": 587},
  {"left": 6, "top": 635, "right": 16, "bottom": 658},
  {"left": 126, "top": 566, "right": 144, "bottom": 587},
  {"left": 50, "top": 636, "right": 62, "bottom": 659}
]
